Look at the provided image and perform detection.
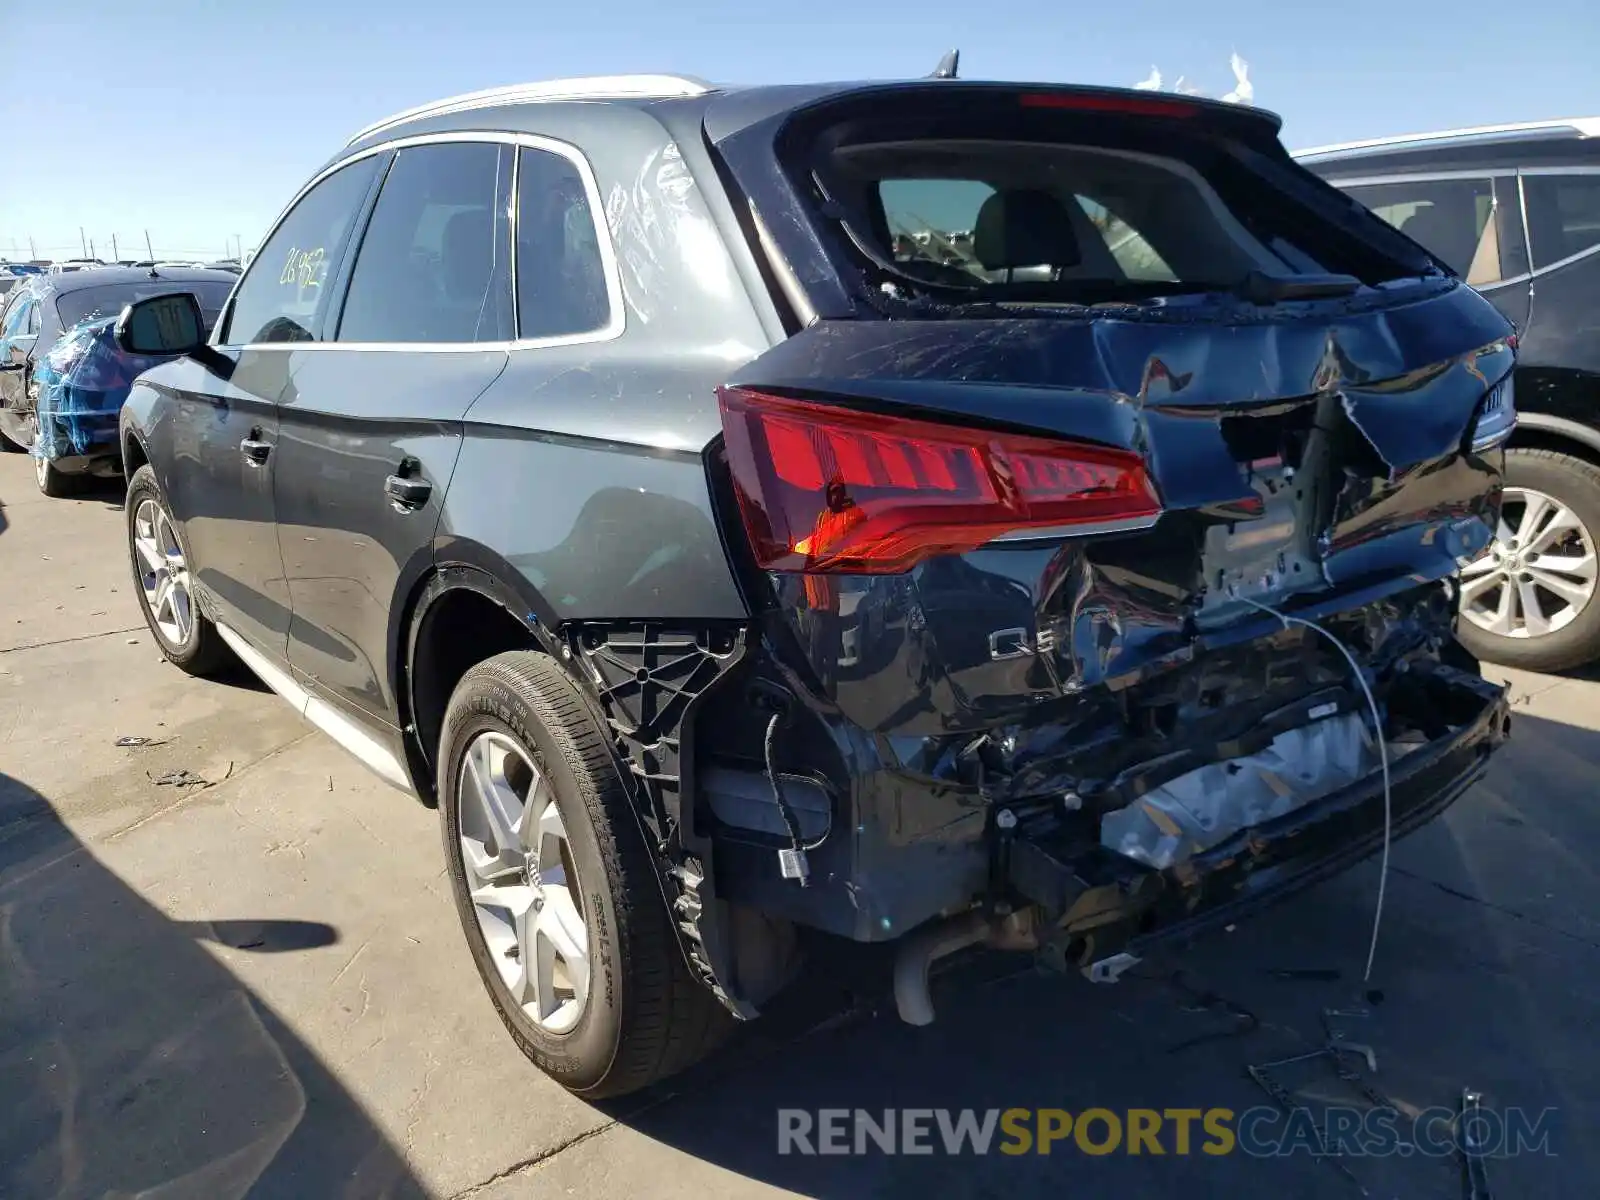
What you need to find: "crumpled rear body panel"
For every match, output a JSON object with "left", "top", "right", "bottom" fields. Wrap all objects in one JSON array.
[
  {"left": 32, "top": 318, "right": 170, "bottom": 461},
  {"left": 732, "top": 281, "right": 1512, "bottom": 739}
]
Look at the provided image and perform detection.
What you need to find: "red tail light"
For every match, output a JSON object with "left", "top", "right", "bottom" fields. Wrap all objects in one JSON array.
[
  {"left": 1018, "top": 92, "right": 1198, "bottom": 119},
  {"left": 717, "top": 387, "right": 1162, "bottom": 574}
]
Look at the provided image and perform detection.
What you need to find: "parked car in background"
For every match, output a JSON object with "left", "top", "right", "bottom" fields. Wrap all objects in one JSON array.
[
  {"left": 116, "top": 73, "right": 1511, "bottom": 1098},
  {"left": 1300, "top": 118, "right": 1600, "bottom": 670},
  {"left": 48, "top": 259, "right": 106, "bottom": 274},
  {"left": 0, "top": 266, "right": 237, "bottom": 494}
]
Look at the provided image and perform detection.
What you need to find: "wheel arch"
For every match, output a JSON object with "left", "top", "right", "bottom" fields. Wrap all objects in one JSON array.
[
  {"left": 398, "top": 553, "right": 565, "bottom": 804},
  {"left": 1510, "top": 413, "right": 1600, "bottom": 466},
  {"left": 121, "top": 425, "right": 150, "bottom": 476}
]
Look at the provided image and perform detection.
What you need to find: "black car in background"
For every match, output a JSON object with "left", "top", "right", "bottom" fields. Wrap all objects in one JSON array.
[
  {"left": 1300, "top": 119, "right": 1600, "bottom": 671},
  {"left": 0, "top": 267, "right": 236, "bottom": 492},
  {"left": 112, "top": 74, "right": 1512, "bottom": 1097}
]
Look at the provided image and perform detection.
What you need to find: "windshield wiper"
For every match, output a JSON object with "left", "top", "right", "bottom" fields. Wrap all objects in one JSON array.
[{"left": 1234, "top": 271, "right": 1361, "bottom": 303}]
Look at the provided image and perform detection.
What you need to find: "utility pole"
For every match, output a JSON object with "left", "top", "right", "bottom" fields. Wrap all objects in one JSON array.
[
  {"left": 80, "top": 227, "right": 87, "bottom": 257},
  {"left": 145, "top": 230, "right": 154, "bottom": 260},
  {"left": 29, "top": 237, "right": 36, "bottom": 259},
  {"left": 112, "top": 233, "right": 119, "bottom": 261}
]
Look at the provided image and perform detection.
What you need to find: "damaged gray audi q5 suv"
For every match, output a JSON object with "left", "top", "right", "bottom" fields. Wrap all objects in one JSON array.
[{"left": 114, "top": 72, "right": 1513, "bottom": 1097}]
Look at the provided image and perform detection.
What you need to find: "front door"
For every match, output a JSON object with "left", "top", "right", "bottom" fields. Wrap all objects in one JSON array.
[
  {"left": 273, "top": 139, "right": 513, "bottom": 726},
  {"left": 168, "top": 152, "right": 385, "bottom": 660}
]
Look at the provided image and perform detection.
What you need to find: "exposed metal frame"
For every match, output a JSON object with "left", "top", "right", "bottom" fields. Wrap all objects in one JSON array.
[
  {"left": 217, "top": 129, "right": 626, "bottom": 353},
  {"left": 346, "top": 74, "right": 714, "bottom": 146}
]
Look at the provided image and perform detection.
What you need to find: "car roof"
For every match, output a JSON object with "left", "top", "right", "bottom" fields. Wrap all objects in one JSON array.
[
  {"left": 36, "top": 265, "right": 240, "bottom": 295},
  {"left": 341, "top": 73, "right": 1285, "bottom": 154},
  {"left": 1294, "top": 117, "right": 1600, "bottom": 166}
]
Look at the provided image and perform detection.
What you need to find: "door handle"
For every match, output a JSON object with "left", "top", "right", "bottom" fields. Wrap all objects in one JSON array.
[
  {"left": 240, "top": 433, "right": 271, "bottom": 465},
  {"left": 385, "top": 473, "right": 431, "bottom": 510}
]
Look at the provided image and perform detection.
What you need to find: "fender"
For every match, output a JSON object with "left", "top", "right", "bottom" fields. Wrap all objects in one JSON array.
[
  {"left": 1513, "top": 412, "right": 1600, "bottom": 457},
  {"left": 400, "top": 558, "right": 760, "bottom": 1016}
]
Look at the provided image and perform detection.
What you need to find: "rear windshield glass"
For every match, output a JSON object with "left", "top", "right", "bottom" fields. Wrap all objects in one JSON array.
[
  {"left": 56, "top": 281, "right": 234, "bottom": 331},
  {"left": 795, "top": 102, "right": 1428, "bottom": 306}
]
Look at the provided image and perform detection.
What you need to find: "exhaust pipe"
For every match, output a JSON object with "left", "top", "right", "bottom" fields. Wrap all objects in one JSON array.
[{"left": 892, "top": 909, "right": 1037, "bottom": 1026}]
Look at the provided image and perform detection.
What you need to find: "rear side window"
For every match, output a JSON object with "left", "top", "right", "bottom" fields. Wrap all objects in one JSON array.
[
  {"left": 1339, "top": 176, "right": 1527, "bottom": 285},
  {"left": 225, "top": 157, "right": 381, "bottom": 344},
  {"left": 337, "top": 142, "right": 514, "bottom": 344},
  {"left": 514, "top": 146, "right": 612, "bottom": 340},
  {"left": 1, "top": 294, "right": 33, "bottom": 338},
  {"left": 1523, "top": 174, "right": 1600, "bottom": 270}
]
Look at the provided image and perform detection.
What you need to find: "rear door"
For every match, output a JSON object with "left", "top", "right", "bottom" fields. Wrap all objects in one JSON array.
[
  {"left": 0, "top": 291, "right": 39, "bottom": 436},
  {"left": 272, "top": 138, "right": 513, "bottom": 727},
  {"left": 160, "top": 154, "right": 384, "bottom": 660}
]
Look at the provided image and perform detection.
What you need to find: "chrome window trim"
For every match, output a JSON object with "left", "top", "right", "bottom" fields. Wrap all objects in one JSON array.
[
  {"left": 1519, "top": 169, "right": 1600, "bottom": 278},
  {"left": 1517, "top": 165, "right": 1600, "bottom": 178},
  {"left": 220, "top": 129, "right": 625, "bottom": 353},
  {"left": 1322, "top": 169, "right": 1506, "bottom": 187}
]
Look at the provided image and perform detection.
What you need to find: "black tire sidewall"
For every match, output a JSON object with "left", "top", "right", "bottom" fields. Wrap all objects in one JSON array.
[
  {"left": 1459, "top": 449, "right": 1600, "bottom": 672},
  {"left": 125, "top": 466, "right": 206, "bottom": 664},
  {"left": 437, "top": 670, "right": 628, "bottom": 1093}
]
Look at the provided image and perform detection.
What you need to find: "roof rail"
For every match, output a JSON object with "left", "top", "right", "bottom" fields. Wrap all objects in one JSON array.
[
  {"left": 1294, "top": 117, "right": 1600, "bottom": 163},
  {"left": 347, "top": 74, "right": 714, "bottom": 145}
]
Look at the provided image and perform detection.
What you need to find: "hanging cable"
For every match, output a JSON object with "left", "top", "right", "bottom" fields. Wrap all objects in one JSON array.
[
  {"left": 1240, "top": 597, "right": 1392, "bottom": 983},
  {"left": 763, "top": 711, "right": 811, "bottom": 886}
]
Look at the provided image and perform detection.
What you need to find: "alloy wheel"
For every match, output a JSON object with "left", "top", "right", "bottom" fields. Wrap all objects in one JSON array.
[
  {"left": 1460, "top": 486, "right": 1598, "bottom": 639},
  {"left": 456, "top": 730, "right": 590, "bottom": 1034},
  {"left": 133, "top": 498, "right": 195, "bottom": 646}
]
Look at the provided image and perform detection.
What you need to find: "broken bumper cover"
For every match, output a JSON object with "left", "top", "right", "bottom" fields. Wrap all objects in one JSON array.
[{"left": 1008, "top": 666, "right": 1510, "bottom": 965}]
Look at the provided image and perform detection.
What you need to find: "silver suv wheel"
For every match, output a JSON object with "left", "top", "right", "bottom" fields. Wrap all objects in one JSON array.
[
  {"left": 1460, "top": 486, "right": 1598, "bottom": 640},
  {"left": 133, "top": 497, "right": 195, "bottom": 648},
  {"left": 455, "top": 730, "right": 590, "bottom": 1034}
]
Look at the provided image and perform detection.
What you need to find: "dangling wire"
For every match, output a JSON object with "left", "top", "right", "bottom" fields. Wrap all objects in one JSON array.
[{"left": 1240, "top": 597, "right": 1392, "bottom": 983}]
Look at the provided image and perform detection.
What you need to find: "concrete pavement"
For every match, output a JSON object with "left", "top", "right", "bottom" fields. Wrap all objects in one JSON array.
[{"left": 2, "top": 450, "right": 1598, "bottom": 1198}]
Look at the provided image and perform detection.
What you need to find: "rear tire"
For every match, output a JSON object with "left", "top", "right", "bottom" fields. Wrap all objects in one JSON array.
[
  {"left": 34, "top": 453, "right": 78, "bottom": 498},
  {"left": 1457, "top": 447, "right": 1600, "bottom": 673},
  {"left": 438, "top": 651, "right": 730, "bottom": 1098},
  {"left": 125, "top": 465, "right": 231, "bottom": 675}
]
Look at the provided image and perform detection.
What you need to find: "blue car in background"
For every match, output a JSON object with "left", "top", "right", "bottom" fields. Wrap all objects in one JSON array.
[{"left": 0, "top": 267, "right": 236, "bottom": 495}]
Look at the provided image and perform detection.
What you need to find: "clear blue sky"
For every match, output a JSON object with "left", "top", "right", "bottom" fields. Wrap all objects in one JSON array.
[{"left": 3, "top": 0, "right": 1594, "bottom": 260}]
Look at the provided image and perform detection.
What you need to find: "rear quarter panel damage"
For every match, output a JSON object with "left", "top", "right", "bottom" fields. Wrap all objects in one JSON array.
[{"left": 729, "top": 283, "right": 1513, "bottom": 737}]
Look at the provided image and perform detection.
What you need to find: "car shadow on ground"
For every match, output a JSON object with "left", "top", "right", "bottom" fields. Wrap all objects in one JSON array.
[
  {"left": 592, "top": 709, "right": 1600, "bottom": 1199},
  {"left": 0, "top": 770, "right": 428, "bottom": 1199}
]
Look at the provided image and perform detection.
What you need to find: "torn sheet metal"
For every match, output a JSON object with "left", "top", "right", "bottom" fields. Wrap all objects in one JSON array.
[
  {"left": 1099, "top": 711, "right": 1381, "bottom": 868},
  {"left": 31, "top": 317, "right": 165, "bottom": 462}
]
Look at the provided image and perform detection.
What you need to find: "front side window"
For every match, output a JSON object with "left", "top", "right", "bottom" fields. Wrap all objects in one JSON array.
[
  {"left": 1523, "top": 174, "right": 1600, "bottom": 270},
  {"left": 336, "top": 141, "right": 513, "bottom": 344},
  {"left": 1, "top": 294, "right": 33, "bottom": 338},
  {"left": 1341, "top": 176, "right": 1523, "bottom": 286},
  {"left": 515, "top": 146, "right": 612, "bottom": 340},
  {"left": 223, "top": 156, "right": 382, "bottom": 345}
]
